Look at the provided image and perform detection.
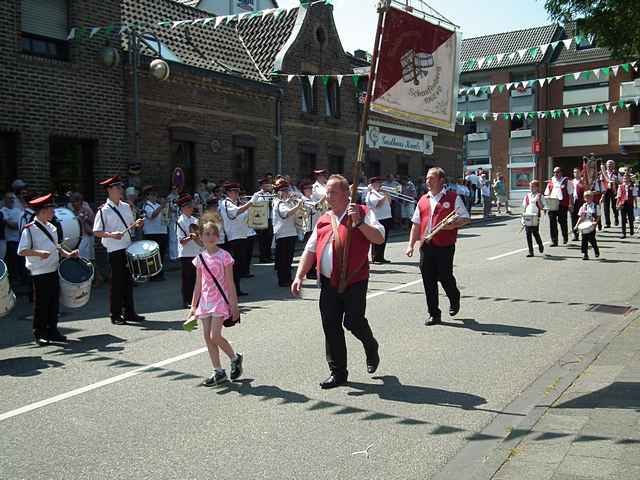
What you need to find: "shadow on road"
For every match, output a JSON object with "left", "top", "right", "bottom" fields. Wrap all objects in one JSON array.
[
  {"left": 0, "top": 356, "right": 64, "bottom": 377},
  {"left": 554, "top": 382, "right": 640, "bottom": 412},
  {"left": 440, "top": 318, "right": 546, "bottom": 337}
]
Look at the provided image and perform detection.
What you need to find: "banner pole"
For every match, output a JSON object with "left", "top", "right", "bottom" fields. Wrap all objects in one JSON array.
[{"left": 338, "top": 1, "right": 387, "bottom": 294}]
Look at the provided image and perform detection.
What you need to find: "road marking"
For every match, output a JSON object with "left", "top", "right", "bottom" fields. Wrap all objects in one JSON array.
[
  {"left": 487, "top": 242, "right": 551, "bottom": 261},
  {"left": 0, "top": 277, "right": 423, "bottom": 423}
]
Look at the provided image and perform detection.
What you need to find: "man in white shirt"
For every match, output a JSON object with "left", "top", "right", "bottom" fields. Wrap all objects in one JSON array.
[
  {"left": 544, "top": 167, "right": 574, "bottom": 246},
  {"left": 602, "top": 159, "right": 620, "bottom": 228},
  {"left": 251, "top": 177, "right": 274, "bottom": 263},
  {"left": 93, "top": 176, "right": 145, "bottom": 325},
  {"left": 176, "top": 194, "right": 203, "bottom": 308},
  {"left": 312, "top": 169, "right": 328, "bottom": 203},
  {"left": 18, "top": 194, "right": 79, "bottom": 345},
  {"left": 465, "top": 170, "right": 481, "bottom": 205},
  {"left": 219, "top": 182, "right": 254, "bottom": 296},
  {"left": 365, "top": 176, "right": 392, "bottom": 263},
  {"left": 405, "top": 168, "right": 471, "bottom": 325},
  {"left": 142, "top": 186, "right": 169, "bottom": 281},
  {"left": 291, "top": 174, "right": 385, "bottom": 389}
]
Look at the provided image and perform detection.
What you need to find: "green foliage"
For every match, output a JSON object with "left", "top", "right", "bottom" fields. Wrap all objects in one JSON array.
[{"left": 544, "top": 0, "right": 640, "bottom": 59}]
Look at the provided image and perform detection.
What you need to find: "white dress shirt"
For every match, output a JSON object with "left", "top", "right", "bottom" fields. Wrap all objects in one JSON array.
[
  {"left": 17, "top": 219, "right": 60, "bottom": 275},
  {"left": 272, "top": 200, "right": 299, "bottom": 240},
  {"left": 2, "top": 207, "right": 22, "bottom": 242},
  {"left": 366, "top": 189, "right": 392, "bottom": 220},
  {"left": 545, "top": 177, "right": 574, "bottom": 200},
  {"left": 411, "top": 190, "right": 470, "bottom": 234},
  {"left": 311, "top": 182, "right": 327, "bottom": 202},
  {"left": 176, "top": 214, "right": 203, "bottom": 258},
  {"left": 219, "top": 199, "right": 250, "bottom": 242},
  {"left": 304, "top": 209, "right": 384, "bottom": 277},
  {"left": 93, "top": 199, "right": 135, "bottom": 253},
  {"left": 142, "top": 201, "right": 167, "bottom": 235}
]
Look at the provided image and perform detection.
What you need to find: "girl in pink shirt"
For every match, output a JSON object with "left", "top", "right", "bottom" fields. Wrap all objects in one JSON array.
[{"left": 190, "top": 219, "right": 243, "bottom": 387}]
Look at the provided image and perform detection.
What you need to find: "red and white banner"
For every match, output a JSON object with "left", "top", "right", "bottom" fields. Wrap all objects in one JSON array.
[{"left": 371, "top": 7, "right": 460, "bottom": 131}]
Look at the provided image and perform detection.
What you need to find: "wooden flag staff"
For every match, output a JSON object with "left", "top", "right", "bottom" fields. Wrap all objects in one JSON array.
[{"left": 338, "top": 1, "right": 388, "bottom": 293}]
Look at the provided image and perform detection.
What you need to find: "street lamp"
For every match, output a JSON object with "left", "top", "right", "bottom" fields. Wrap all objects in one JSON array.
[{"left": 100, "top": 30, "right": 170, "bottom": 169}]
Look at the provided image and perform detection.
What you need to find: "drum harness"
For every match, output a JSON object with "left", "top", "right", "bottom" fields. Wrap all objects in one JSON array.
[{"left": 99, "top": 204, "right": 134, "bottom": 241}]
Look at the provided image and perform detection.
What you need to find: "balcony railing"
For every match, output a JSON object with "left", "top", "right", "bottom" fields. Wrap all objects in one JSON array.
[
  {"left": 619, "top": 125, "right": 640, "bottom": 146},
  {"left": 620, "top": 80, "right": 640, "bottom": 101}
]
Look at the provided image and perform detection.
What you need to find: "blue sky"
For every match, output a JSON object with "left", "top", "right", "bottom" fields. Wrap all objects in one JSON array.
[{"left": 277, "top": 0, "right": 554, "bottom": 54}]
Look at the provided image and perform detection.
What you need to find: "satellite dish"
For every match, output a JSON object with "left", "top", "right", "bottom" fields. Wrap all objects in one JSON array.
[{"left": 149, "top": 58, "right": 170, "bottom": 81}]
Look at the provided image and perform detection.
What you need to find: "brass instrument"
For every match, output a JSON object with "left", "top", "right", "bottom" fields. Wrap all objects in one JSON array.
[
  {"left": 358, "top": 186, "right": 416, "bottom": 204},
  {"left": 423, "top": 210, "right": 458, "bottom": 244}
]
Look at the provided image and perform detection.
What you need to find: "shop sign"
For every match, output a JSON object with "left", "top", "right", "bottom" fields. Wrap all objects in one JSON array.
[{"left": 366, "top": 126, "right": 433, "bottom": 154}]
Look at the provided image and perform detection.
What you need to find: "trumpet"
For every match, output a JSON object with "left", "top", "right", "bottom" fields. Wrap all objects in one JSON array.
[{"left": 423, "top": 211, "right": 458, "bottom": 244}]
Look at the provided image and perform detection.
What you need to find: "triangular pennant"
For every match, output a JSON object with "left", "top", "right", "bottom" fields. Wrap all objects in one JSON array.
[
  {"left": 468, "top": 112, "right": 475, "bottom": 121},
  {"left": 477, "top": 57, "right": 486, "bottom": 68},
  {"left": 496, "top": 53, "right": 505, "bottom": 63},
  {"left": 506, "top": 82, "right": 514, "bottom": 90},
  {"left": 591, "top": 105, "right": 597, "bottom": 112},
  {"left": 89, "top": 27, "right": 101, "bottom": 38},
  {"left": 546, "top": 77, "right": 554, "bottom": 84},
  {"left": 550, "top": 41, "right": 560, "bottom": 50},
  {"left": 600, "top": 67, "right": 610, "bottom": 77},
  {"left": 582, "top": 70, "right": 591, "bottom": 80},
  {"left": 563, "top": 109, "right": 570, "bottom": 118},
  {"left": 635, "top": 97, "right": 640, "bottom": 106},
  {"left": 585, "top": 109, "right": 591, "bottom": 116},
  {"left": 336, "top": 75, "right": 343, "bottom": 86},
  {"left": 510, "top": 112, "right": 517, "bottom": 120},
  {"left": 492, "top": 113, "right": 499, "bottom": 121},
  {"left": 482, "top": 112, "right": 488, "bottom": 120},
  {"left": 528, "top": 46, "right": 540, "bottom": 59},
  {"left": 618, "top": 99, "right": 625, "bottom": 108},
  {"left": 351, "top": 75, "right": 360, "bottom": 88},
  {"left": 632, "top": 61, "right": 638, "bottom": 67},
  {"left": 201, "top": 17, "right": 214, "bottom": 25},
  {"left": 540, "top": 43, "right": 550, "bottom": 56},
  {"left": 521, "top": 80, "right": 529, "bottom": 89},
  {"left": 321, "top": 75, "right": 330, "bottom": 86},
  {"left": 621, "top": 63, "right": 631, "bottom": 72},
  {"left": 605, "top": 102, "right": 611, "bottom": 110},
  {"left": 596, "top": 104, "right": 605, "bottom": 113},
  {"left": 287, "top": 75, "right": 295, "bottom": 83},
  {"left": 555, "top": 75, "right": 563, "bottom": 81},
  {"left": 538, "top": 78, "right": 546, "bottom": 87},
  {"left": 577, "top": 106, "right": 583, "bottom": 115},
  {"left": 517, "top": 48, "right": 528, "bottom": 59},
  {"left": 215, "top": 16, "right": 226, "bottom": 28},
  {"left": 562, "top": 38, "right": 573, "bottom": 50},
  {"left": 575, "top": 35, "right": 584, "bottom": 46},
  {"left": 497, "top": 84, "right": 505, "bottom": 93},
  {"left": 473, "top": 87, "right": 481, "bottom": 95},
  {"left": 612, "top": 105, "right": 618, "bottom": 113},
  {"left": 308, "top": 75, "right": 316, "bottom": 86},
  {"left": 591, "top": 69, "right": 600, "bottom": 79},
  {"left": 612, "top": 65, "right": 620, "bottom": 76},
  {"left": 66, "top": 28, "right": 77, "bottom": 40},
  {"left": 573, "top": 72, "right": 581, "bottom": 80},
  {"left": 502, "top": 113, "right": 510, "bottom": 120},
  {"left": 489, "top": 85, "right": 496, "bottom": 93}
]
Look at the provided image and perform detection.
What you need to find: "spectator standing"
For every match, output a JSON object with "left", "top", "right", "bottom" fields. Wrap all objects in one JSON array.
[
  {"left": 2, "top": 192, "right": 23, "bottom": 285},
  {"left": 481, "top": 174, "right": 492, "bottom": 218},
  {"left": 493, "top": 174, "right": 507, "bottom": 214},
  {"left": 68, "top": 193, "right": 96, "bottom": 260},
  {"left": 142, "top": 186, "right": 168, "bottom": 281}
]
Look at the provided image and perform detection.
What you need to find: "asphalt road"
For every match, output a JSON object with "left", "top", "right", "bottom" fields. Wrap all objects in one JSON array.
[{"left": 1, "top": 216, "right": 639, "bottom": 480}]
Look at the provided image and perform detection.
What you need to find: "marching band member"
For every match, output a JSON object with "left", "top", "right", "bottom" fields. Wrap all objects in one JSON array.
[
  {"left": 617, "top": 174, "right": 636, "bottom": 238},
  {"left": 577, "top": 191, "right": 601, "bottom": 260},
  {"left": 93, "top": 176, "right": 145, "bottom": 325},
  {"left": 570, "top": 168, "right": 585, "bottom": 241},
  {"left": 176, "top": 194, "right": 203, "bottom": 308},
  {"left": 18, "top": 194, "right": 79, "bottom": 345},
  {"left": 272, "top": 181, "right": 303, "bottom": 287},
  {"left": 312, "top": 169, "right": 329, "bottom": 203},
  {"left": 300, "top": 182, "right": 319, "bottom": 279},
  {"left": 592, "top": 173, "right": 606, "bottom": 231},
  {"left": 68, "top": 192, "right": 96, "bottom": 261},
  {"left": 366, "top": 176, "right": 392, "bottom": 264},
  {"left": 405, "top": 167, "right": 471, "bottom": 326},
  {"left": 602, "top": 159, "right": 619, "bottom": 228},
  {"left": 291, "top": 175, "right": 384, "bottom": 389},
  {"left": 142, "top": 186, "right": 168, "bottom": 281},
  {"left": 522, "top": 180, "right": 545, "bottom": 258},
  {"left": 219, "top": 182, "right": 253, "bottom": 296},
  {"left": 251, "top": 177, "right": 274, "bottom": 263},
  {"left": 544, "top": 167, "right": 573, "bottom": 246}
]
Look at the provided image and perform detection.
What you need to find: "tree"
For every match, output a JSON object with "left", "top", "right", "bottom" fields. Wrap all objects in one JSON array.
[{"left": 544, "top": 0, "right": 640, "bottom": 59}]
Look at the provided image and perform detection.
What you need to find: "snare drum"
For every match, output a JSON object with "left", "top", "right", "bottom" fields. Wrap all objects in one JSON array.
[
  {"left": 544, "top": 196, "right": 560, "bottom": 212},
  {"left": 0, "top": 260, "right": 16, "bottom": 318},
  {"left": 246, "top": 203, "right": 269, "bottom": 230},
  {"left": 126, "top": 240, "right": 162, "bottom": 281},
  {"left": 53, "top": 207, "right": 81, "bottom": 250},
  {"left": 577, "top": 220, "right": 595, "bottom": 235},
  {"left": 59, "top": 257, "right": 94, "bottom": 308},
  {"left": 522, "top": 214, "right": 539, "bottom": 227}
]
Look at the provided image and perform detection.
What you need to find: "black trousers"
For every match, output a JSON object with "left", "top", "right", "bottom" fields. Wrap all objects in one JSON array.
[
  {"left": 581, "top": 231, "right": 599, "bottom": 256},
  {"left": 32, "top": 271, "right": 59, "bottom": 337},
  {"left": 275, "top": 235, "right": 296, "bottom": 285},
  {"left": 180, "top": 257, "right": 196, "bottom": 305},
  {"left": 621, "top": 204, "right": 635, "bottom": 236},
  {"left": 241, "top": 235, "right": 255, "bottom": 275},
  {"left": 548, "top": 205, "right": 569, "bottom": 244},
  {"left": 226, "top": 238, "right": 246, "bottom": 293},
  {"left": 603, "top": 190, "right": 619, "bottom": 226},
  {"left": 419, "top": 243, "right": 460, "bottom": 318},
  {"left": 144, "top": 233, "right": 168, "bottom": 277},
  {"left": 319, "top": 277, "right": 378, "bottom": 377},
  {"left": 5, "top": 241, "right": 19, "bottom": 284},
  {"left": 571, "top": 200, "right": 584, "bottom": 238},
  {"left": 525, "top": 226, "right": 544, "bottom": 254},
  {"left": 108, "top": 249, "right": 135, "bottom": 318},
  {"left": 372, "top": 217, "right": 393, "bottom": 262},
  {"left": 257, "top": 221, "right": 273, "bottom": 261}
]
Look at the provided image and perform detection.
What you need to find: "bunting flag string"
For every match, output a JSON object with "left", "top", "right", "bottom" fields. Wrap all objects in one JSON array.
[
  {"left": 64, "top": 0, "right": 333, "bottom": 40},
  {"left": 271, "top": 73, "right": 367, "bottom": 86},
  {"left": 459, "top": 61, "right": 639, "bottom": 96},
  {"left": 456, "top": 97, "right": 640, "bottom": 123}
]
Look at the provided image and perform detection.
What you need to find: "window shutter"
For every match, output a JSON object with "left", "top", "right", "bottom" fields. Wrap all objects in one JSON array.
[{"left": 21, "top": 0, "right": 68, "bottom": 40}]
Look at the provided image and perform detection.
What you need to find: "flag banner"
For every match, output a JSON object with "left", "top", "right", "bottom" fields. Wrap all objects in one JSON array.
[{"left": 371, "top": 7, "right": 459, "bottom": 131}]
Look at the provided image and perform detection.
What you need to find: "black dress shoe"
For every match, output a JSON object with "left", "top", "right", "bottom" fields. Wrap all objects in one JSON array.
[
  {"left": 48, "top": 332, "right": 68, "bottom": 342},
  {"left": 539, "top": 244, "right": 544, "bottom": 253},
  {"left": 425, "top": 316, "right": 442, "bottom": 326},
  {"left": 550, "top": 242, "right": 558, "bottom": 247},
  {"left": 110, "top": 316, "right": 127, "bottom": 325},
  {"left": 366, "top": 349, "right": 380, "bottom": 374},
  {"left": 449, "top": 299, "right": 460, "bottom": 317},
  {"left": 125, "top": 314, "right": 145, "bottom": 322},
  {"left": 380, "top": 259, "right": 391, "bottom": 264},
  {"left": 526, "top": 253, "right": 534, "bottom": 258},
  {"left": 34, "top": 336, "right": 50, "bottom": 346},
  {"left": 319, "top": 374, "right": 348, "bottom": 389}
]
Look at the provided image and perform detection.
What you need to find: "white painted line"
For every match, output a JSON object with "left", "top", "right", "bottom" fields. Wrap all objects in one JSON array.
[
  {"left": 0, "top": 277, "right": 424, "bottom": 423},
  {"left": 487, "top": 242, "right": 551, "bottom": 261}
]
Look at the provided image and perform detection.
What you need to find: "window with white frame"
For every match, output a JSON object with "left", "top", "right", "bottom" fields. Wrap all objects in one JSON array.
[{"left": 21, "top": 0, "right": 70, "bottom": 60}]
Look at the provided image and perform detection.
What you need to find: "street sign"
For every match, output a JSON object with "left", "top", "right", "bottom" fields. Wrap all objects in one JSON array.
[{"left": 532, "top": 139, "right": 541, "bottom": 154}]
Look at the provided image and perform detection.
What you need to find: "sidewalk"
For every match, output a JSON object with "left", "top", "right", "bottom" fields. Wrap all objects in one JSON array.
[{"left": 491, "top": 313, "right": 640, "bottom": 480}]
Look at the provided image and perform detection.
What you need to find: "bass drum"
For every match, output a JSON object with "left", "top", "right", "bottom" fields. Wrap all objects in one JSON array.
[
  {"left": 0, "top": 260, "right": 16, "bottom": 318},
  {"left": 59, "top": 257, "right": 94, "bottom": 308},
  {"left": 53, "top": 207, "right": 81, "bottom": 251}
]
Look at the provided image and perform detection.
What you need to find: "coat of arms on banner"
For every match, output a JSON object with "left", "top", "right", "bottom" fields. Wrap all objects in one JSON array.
[{"left": 371, "top": 7, "right": 460, "bottom": 131}]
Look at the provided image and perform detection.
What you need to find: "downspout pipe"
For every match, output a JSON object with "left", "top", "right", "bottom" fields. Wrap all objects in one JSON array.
[{"left": 275, "top": 88, "right": 283, "bottom": 175}]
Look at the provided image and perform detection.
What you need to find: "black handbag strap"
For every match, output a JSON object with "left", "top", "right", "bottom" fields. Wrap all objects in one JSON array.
[
  {"left": 34, "top": 220, "right": 58, "bottom": 248},
  {"left": 108, "top": 204, "right": 133, "bottom": 240},
  {"left": 198, "top": 253, "right": 230, "bottom": 306}
]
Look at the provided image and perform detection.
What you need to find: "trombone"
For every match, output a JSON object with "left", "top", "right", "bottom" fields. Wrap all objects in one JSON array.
[{"left": 358, "top": 185, "right": 417, "bottom": 204}]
